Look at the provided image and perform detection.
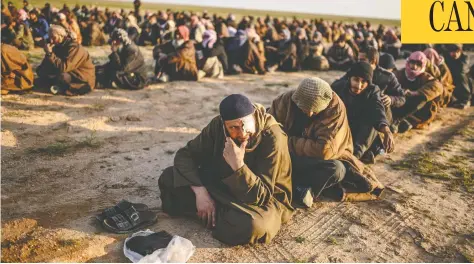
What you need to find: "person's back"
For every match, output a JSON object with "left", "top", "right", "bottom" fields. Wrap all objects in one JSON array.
[
  {"left": 164, "top": 40, "right": 198, "bottom": 81},
  {"left": 1, "top": 43, "right": 34, "bottom": 94}
]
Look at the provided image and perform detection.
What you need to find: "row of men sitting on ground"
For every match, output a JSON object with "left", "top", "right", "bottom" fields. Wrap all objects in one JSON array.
[
  {"left": 2, "top": 25, "right": 473, "bottom": 247},
  {"left": 2, "top": 20, "right": 473, "bottom": 109},
  {"left": 6, "top": 0, "right": 470, "bottom": 76},
  {"left": 2, "top": 0, "right": 397, "bottom": 50}
]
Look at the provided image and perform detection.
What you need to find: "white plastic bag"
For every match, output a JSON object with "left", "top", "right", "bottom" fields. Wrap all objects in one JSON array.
[{"left": 123, "top": 230, "right": 195, "bottom": 263}]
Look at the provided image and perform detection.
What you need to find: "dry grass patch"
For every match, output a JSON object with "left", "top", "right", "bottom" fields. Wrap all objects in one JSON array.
[{"left": 27, "top": 132, "right": 101, "bottom": 156}]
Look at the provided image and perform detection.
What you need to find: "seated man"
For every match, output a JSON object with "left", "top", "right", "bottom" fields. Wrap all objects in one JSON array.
[
  {"left": 226, "top": 24, "right": 266, "bottom": 75},
  {"left": 269, "top": 77, "right": 385, "bottom": 207},
  {"left": 82, "top": 14, "right": 107, "bottom": 46},
  {"left": 335, "top": 47, "right": 405, "bottom": 139},
  {"left": 393, "top": 52, "right": 443, "bottom": 133},
  {"left": 382, "top": 29, "right": 401, "bottom": 60},
  {"left": 444, "top": 44, "right": 472, "bottom": 109},
  {"left": 138, "top": 14, "right": 160, "bottom": 46},
  {"left": 35, "top": 25, "right": 95, "bottom": 95},
  {"left": 158, "top": 94, "right": 294, "bottom": 245},
  {"left": 195, "top": 29, "right": 227, "bottom": 79},
  {"left": 327, "top": 35, "right": 355, "bottom": 71},
  {"left": 424, "top": 48, "right": 455, "bottom": 108},
  {"left": 1, "top": 42, "right": 34, "bottom": 95},
  {"left": 331, "top": 62, "right": 395, "bottom": 163},
  {"left": 153, "top": 25, "right": 198, "bottom": 82},
  {"left": 96, "top": 28, "right": 147, "bottom": 90},
  {"left": 29, "top": 9, "right": 49, "bottom": 47},
  {"left": 305, "top": 31, "right": 329, "bottom": 71},
  {"left": 273, "top": 27, "right": 298, "bottom": 72},
  {"left": 14, "top": 9, "right": 35, "bottom": 50}
]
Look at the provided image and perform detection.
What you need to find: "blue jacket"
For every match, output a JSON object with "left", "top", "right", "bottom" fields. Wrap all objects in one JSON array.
[{"left": 31, "top": 17, "right": 49, "bottom": 40}]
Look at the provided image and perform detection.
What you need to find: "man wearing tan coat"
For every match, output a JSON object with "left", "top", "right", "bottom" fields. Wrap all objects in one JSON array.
[
  {"left": 158, "top": 94, "right": 294, "bottom": 245},
  {"left": 35, "top": 25, "right": 95, "bottom": 95},
  {"left": 269, "top": 77, "right": 384, "bottom": 207},
  {"left": 1, "top": 43, "right": 34, "bottom": 95}
]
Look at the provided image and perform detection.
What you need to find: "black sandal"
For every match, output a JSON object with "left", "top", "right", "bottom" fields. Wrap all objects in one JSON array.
[
  {"left": 96, "top": 200, "right": 149, "bottom": 222},
  {"left": 102, "top": 205, "right": 157, "bottom": 234}
]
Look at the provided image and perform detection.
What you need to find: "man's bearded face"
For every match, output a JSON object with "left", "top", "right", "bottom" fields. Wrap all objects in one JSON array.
[{"left": 223, "top": 114, "right": 256, "bottom": 145}]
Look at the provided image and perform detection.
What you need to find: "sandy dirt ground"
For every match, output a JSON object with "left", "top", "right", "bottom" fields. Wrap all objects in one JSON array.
[{"left": 1, "top": 46, "right": 473, "bottom": 263}]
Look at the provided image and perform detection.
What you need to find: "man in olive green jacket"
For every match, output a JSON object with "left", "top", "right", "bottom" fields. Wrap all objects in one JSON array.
[{"left": 158, "top": 94, "right": 294, "bottom": 245}]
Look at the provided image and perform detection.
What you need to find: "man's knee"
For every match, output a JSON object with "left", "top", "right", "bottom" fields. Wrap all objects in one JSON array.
[
  {"left": 58, "top": 72, "right": 72, "bottom": 84},
  {"left": 213, "top": 208, "right": 281, "bottom": 245},
  {"left": 158, "top": 166, "right": 174, "bottom": 190}
]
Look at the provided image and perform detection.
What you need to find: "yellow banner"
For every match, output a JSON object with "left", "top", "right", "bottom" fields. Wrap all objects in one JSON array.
[{"left": 401, "top": 0, "right": 474, "bottom": 43}]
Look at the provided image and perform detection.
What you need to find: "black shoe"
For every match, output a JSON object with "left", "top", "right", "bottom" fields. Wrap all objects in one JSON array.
[
  {"left": 360, "top": 150, "right": 376, "bottom": 164},
  {"left": 295, "top": 186, "right": 313, "bottom": 208},
  {"left": 390, "top": 120, "right": 400, "bottom": 134},
  {"left": 397, "top": 119, "right": 413, "bottom": 134},
  {"left": 451, "top": 101, "right": 471, "bottom": 110}
]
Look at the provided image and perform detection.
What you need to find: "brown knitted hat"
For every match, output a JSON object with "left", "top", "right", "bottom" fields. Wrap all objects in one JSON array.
[{"left": 292, "top": 77, "right": 333, "bottom": 114}]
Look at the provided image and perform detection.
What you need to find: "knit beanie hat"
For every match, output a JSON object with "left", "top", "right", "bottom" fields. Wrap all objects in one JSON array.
[
  {"left": 291, "top": 77, "right": 333, "bottom": 113},
  {"left": 347, "top": 61, "right": 373, "bottom": 84},
  {"left": 379, "top": 53, "right": 397, "bottom": 71},
  {"left": 219, "top": 94, "right": 255, "bottom": 121}
]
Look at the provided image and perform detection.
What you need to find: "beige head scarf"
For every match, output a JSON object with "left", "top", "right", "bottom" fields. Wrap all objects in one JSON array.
[{"left": 49, "top": 25, "right": 69, "bottom": 41}]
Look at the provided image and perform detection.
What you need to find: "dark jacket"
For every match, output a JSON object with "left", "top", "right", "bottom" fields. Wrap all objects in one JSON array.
[
  {"left": 108, "top": 43, "right": 146, "bottom": 79},
  {"left": 37, "top": 38, "right": 96, "bottom": 89},
  {"left": 331, "top": 79, "right": 389, "bottom": 130},
  {"left": 372, "top": 66, "right": 406, "bottom": 107},
  {"left": 444, "top": 53, "right": 471, "bottom": 101},
  {"left": 333, "top": 66, "right": 406, "bottom": 108}
]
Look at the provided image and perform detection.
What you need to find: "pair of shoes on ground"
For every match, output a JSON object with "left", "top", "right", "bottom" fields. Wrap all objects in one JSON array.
[{"left": 96, "top": 200, "right": 157, "bottom": 234}]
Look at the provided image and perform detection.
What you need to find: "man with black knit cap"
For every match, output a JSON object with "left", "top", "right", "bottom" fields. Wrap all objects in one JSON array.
[
  {"left": 333, "top": 47, "right": 403, "bottom": 163},
  {"left": 158, "top": 94, "right": 294, "bottom": 245},
  {"left": 332, "top": 61, "right": 395, "bottom": 163}
]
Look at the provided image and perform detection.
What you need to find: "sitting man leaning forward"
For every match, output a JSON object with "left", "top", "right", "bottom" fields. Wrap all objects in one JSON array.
[{"left": 158, "top": 94, "right": 294, "bottom": 245}]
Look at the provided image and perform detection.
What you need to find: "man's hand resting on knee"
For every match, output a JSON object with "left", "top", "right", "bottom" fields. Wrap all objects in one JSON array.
[{"left": 191, "top": 186, "right": 216, "bottom": 228}]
